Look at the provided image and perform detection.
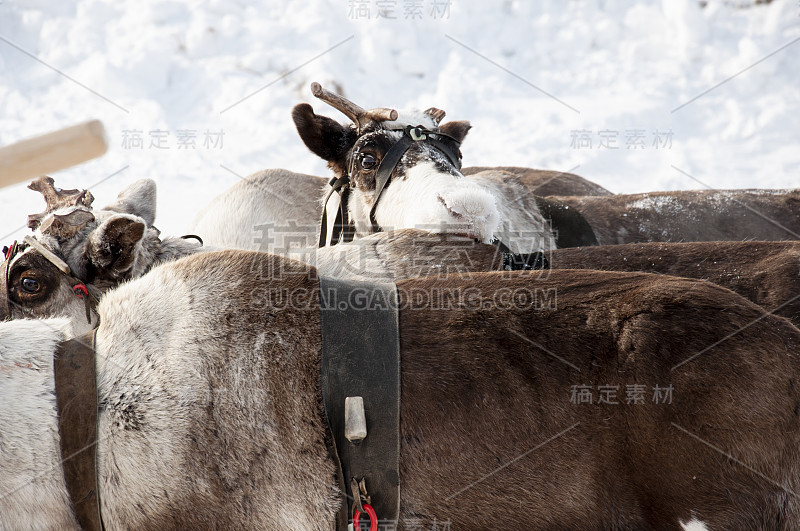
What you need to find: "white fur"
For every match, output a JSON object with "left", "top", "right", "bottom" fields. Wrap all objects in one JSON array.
[
  {"left": 468, "top": 171, "right": 557, "bottom": 252},
  {"left": 1, "top": 256, "right": 340, "bottom": 529},
  {"left": 190, "top": 169, "right": 324, "bottom": 252},
  {"left": 381, "top": 110, "right": 439, "bottom": 130},
  {"left": 373, "top": 161, "right": 500, "bottom": 243},
  {"left": 0, "top": 318, "right": 79, "bottom": 530},
  {"left": 680, "top": 518, "right": 710, "bottom": 530}
]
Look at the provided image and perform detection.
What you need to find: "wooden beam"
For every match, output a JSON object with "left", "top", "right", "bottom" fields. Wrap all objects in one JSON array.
[{"left": 0, "top": 120, "right": 108, "bottom": 189}]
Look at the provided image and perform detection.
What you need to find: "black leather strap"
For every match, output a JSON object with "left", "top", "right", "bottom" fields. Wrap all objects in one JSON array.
[
  {"left": 369, "top": 135, "right": 414, "bottom": 232},
  {"left": 54, "top": 330, "right": 105, "bottom": 531},
  {"left": 492, "top": 239, "right": 550, "bottom": 271},
  {"left": 319, "top": 176, "right": 355, "bottom": 247},
  {"left": 319, "top": 278, "right": 401, "bottom": 530}
]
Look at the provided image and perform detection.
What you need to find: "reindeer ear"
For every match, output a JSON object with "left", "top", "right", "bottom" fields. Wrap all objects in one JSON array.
[
  {"left": 439, "top": 120, "right": 472, "bottom": 144},
  {"left": 86, "top": 214, "right": 146, "bottom": 280},
  {"left": 103, "top": 179, "right": 157, "bottom": 227},
  {"left": 292, "top": 103, "right": 357, "bottom": 165}
]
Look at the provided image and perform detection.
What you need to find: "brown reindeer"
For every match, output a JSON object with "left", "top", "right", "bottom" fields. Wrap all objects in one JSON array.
[
  {"left": 2, "top": 250, "right": 799, "bottom": 529},
  {"left": 462, "top": 165, "right": 613, "bottom": 196},
  {"left": 548, "top": 240, "right": 800, "bottom": 326},
  {"left": 551, "top": 189, "right": 800, "bottom": 244}
]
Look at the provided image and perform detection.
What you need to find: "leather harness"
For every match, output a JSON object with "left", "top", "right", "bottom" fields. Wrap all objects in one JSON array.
[
  {"left": 2, "top": 239, "right": 104, "bottom": 529},
  {"left": 54, "top": 332, "right": 105, "bottom": 531},
  {"left": 319, "top": 124, "right": 461, "bottom": 249},
  {"left": 319, "top": 278, "right": 401, "bottom": 530}
]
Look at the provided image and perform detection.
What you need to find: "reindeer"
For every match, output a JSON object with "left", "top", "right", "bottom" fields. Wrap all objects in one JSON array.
[
  {"left": 462, "top": 165, "right": 613, "bottom": 196},
  {"left": 2, "top": 249, "right": 800, "bottom": 529},
  {"left": 192, "top": 83, "right": 559, "bottom": 255},
  {"left": 551, "top": 189, "right": 800, "bottom": 244},
  {"left": 0, "top": 177, "right": 203, "bottom": 335},
  {"left": 190, "top": 166, "right": 607, "bottom": 251},
  {"left": 548, "top": 240, "right": 800, "bottom": 326}
]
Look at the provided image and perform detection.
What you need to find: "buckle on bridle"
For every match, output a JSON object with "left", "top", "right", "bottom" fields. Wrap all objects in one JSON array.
[{"left": 407, "top": 125, "right": 428, "bottom": 142}]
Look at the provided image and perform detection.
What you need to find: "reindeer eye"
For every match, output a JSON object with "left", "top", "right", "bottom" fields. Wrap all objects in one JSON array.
[
  {"left": 360, "top": 154, "right": 379, "bottom": 170},
  {"left": 21, "top": 277, "right": 41, "bottom": 294}
]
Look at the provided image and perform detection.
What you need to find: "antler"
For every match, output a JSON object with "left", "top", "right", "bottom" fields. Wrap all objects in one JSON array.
[
  {"left": 311, "top": 82, "right": 398, "bottom": 130},
  {"left": 27, "top": 176, "right": 94, "bottom": 230},
  {"left": 424, "top": 107, "right": 446, "bottom": 125}
]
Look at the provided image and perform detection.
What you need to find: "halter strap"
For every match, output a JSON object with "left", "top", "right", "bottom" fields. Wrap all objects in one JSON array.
[
  {"left": 369, "top": 126, "right": 461, "bottom": 233},
  {"left": 319, "top": 175, "right": 355, "bottom": 248}
]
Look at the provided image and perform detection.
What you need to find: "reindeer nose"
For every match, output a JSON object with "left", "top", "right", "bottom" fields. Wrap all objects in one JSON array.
[
  {"left": 436, "top": 189, "right": 500, "bottom": 242},
  {"left": 437, "top": 191, "right": 495, "bottom": 221},
  {"left": 437, "top": 195, "right": 466, "bottom": 221}
]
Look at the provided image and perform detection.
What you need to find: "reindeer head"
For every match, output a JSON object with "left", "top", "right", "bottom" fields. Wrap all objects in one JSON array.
[
  {"left": 0, "top": 178, "right": 162, "bottom": 336},
  {"left": 292, "top": 83, "right": 500, "bottom": 243}
]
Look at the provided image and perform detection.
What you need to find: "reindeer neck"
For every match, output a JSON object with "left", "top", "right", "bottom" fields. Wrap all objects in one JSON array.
[{"left": 137, "top": 232, "right": 205, "bottom": 276}]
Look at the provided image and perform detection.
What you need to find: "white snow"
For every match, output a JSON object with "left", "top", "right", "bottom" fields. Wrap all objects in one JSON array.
[{"left": 1, "top": 0, "right": 798, "bottom": 242}]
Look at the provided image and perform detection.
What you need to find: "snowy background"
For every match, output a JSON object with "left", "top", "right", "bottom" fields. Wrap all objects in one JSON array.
[{"left": 1, "top": 0, "right": 798, "bottom": 242}]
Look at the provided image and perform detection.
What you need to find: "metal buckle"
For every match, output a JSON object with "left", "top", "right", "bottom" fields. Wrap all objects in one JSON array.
[{"left": 407, "top": 125, "right": 428, "bottom": 142}]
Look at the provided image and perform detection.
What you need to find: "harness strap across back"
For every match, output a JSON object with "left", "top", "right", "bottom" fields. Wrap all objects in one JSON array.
[
  {"left": 319, "top": 277, "right": 401, "bottom": 530},
  {"left": 54, "top": 330, "right": 105, "bottom": 531}
]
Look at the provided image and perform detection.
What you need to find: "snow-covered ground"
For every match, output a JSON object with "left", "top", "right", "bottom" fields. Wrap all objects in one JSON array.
[{"left": 1, "top": 0, "right": 798, "bottom": 242}]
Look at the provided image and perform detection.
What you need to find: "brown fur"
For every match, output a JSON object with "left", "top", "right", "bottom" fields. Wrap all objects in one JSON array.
[
  {"left": 552, "top": 190, "right": 800, "bottom": 244},
  {"left": 316, "top": 228, "right": 503, "bottom": 281},
  {"left": 463, "top": 166, "right": 613, "bottom": 196},
  {"left": 395, "top": 269, "right": 800, "bottom": 529},
  {"left": 7, "top": 250, "right": 800, "bottom": 528},
  {"left": 550, "top": 241, "right": 800, "bottom": 326}
]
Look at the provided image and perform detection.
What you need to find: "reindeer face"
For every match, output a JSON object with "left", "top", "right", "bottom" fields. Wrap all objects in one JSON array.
[
  {"left": 345, "top": 120, "right": 499, "bottom": 241},
  {"left": 0, "top": 177, "right": 159, "bottom": 334},
  {"left": 292, "top": 85, "right": 501, "bottom": 243},
  {"left": 0, "top": 245, "right": 97, "bottom": 336}
]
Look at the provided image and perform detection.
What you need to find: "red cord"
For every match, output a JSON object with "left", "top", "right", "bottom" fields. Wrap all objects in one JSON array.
[{"left": 73, "top": 284, "right": 89, "bottom": 299}]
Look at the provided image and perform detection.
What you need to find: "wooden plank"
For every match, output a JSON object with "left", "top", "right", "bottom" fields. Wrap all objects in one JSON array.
[{"left": 0, "top": 120, "right": 108, "bottom": 189}]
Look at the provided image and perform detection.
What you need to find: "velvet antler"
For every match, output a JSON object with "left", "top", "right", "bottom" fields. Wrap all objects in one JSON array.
[
  {"left": 424, "top": 107, "right": 446, "bottom": 125},
  {"left": 311, "top": 82, "right": 398, "bottom": 131},
  {"left": 27, "top": 176, "right": 94, "bottom": 230}
]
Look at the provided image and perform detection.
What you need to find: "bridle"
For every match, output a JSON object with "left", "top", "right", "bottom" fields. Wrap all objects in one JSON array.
[
  {"left": 315, "top": 125, "right": 549, "bottom": 271},
  {"left": 1, "top": 235, "right": 98, "bottom": 324},
  {"left": 319, "top": 124, "right": 462, "bottom": 248}
]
